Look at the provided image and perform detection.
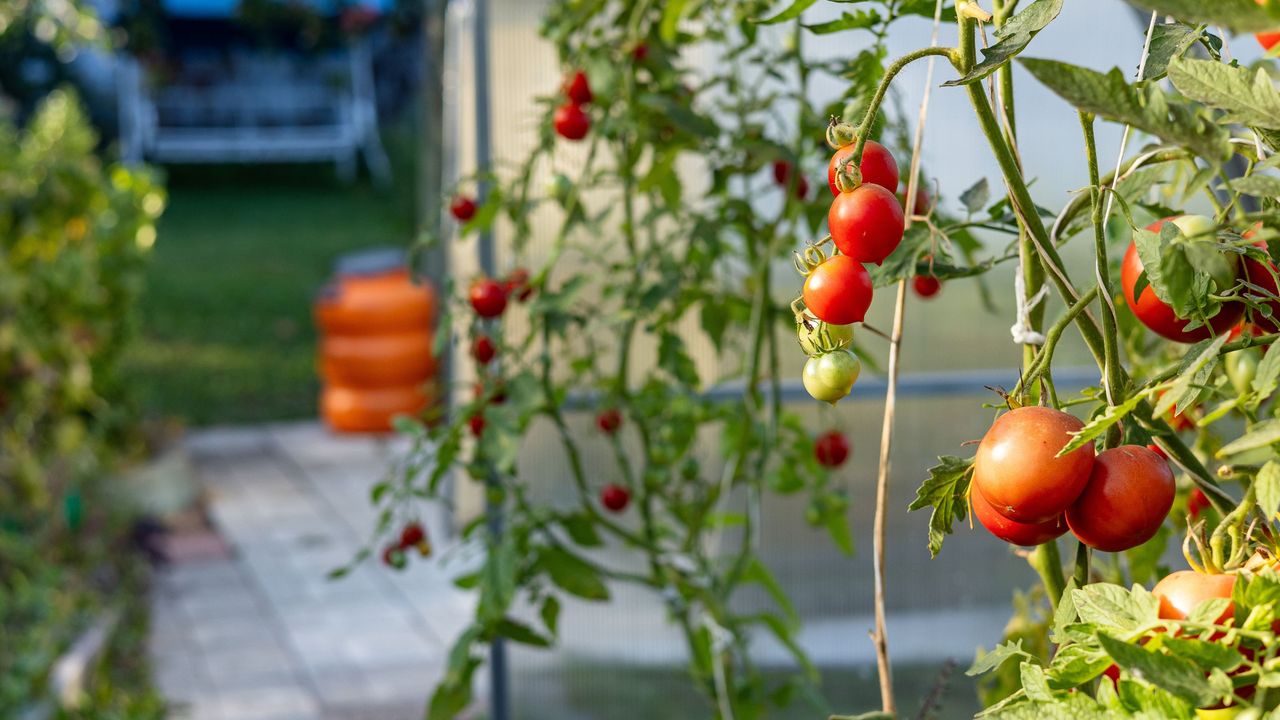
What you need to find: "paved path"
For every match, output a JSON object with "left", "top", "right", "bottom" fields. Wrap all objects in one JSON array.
[{"left": 150, "top": 423, "right": 475, "bottom": 720}]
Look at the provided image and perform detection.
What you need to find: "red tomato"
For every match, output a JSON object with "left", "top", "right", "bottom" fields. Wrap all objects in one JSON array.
[
  {"left": 1152, "top": 570, "right": 1235, "bottom": 623},
  {"left": 398, "top": 522, "right": 425, "bottom": 548},
  {"left": 1065, "top": 445, "right": 1175, "bottom": 552},
  {"left": 596, "top": 408, "right": 622, "bottom": 434},
  {"left": 972, "top": 406, "right": 1095, "bottom": 523},
  {"left": 1259, "top": 32, "right": 1280, "bottom": 51},
  {"left": 468, "top": 413, "right": 486, "bottom": 436},
  {"left": 472, "top": 335, "right": 496, "bottom": 364},
  {"left": 553, "top": 103, "right": 590, "bottom": 140},
  {"left": 828, "top": 184, "right": 904, "bottom": 265},
  {"left": 972, "top": 484, "right": 1067, "bottom": 546},
  {"left": 772, "top": 160, "right": 792, "bottom": 185},
  {"left": 564, "top": 71, "right": 592, "bottom": 105},
  {"left": 814, "top": 431, "right": 850, "bottom": 468},
  {"left": 631, "top": 43, "right": 649, "bottom": 62},
  {"left": 601, "top": 484, "right": 630, "bottom": 512},
  {"left": 1119, "top": 220, "right": 1244, "bottom": 342},
  {"left": 1187, "top": 488, "right": 1210, "bottom": 520},
  {"left": 912, "top": 276, "right": 941, "bottom": 299},
  {"left": 1244, "top": 240, "right": 1280, "bottom": 332},
  {"left": 802, "top": 255, "right": 874, "bottom": 325},
  {"left": 1146, "top": 443, "right": 1168, "bottom": 460},
  {"left": 450, "top": 195, "right": 477, "bottom": 221},
  {"left": 827, "top": 140, "right": 900, "bottom": 196},
  {"left": 469, "top": 279, "right": 508, "bottom": 318}
]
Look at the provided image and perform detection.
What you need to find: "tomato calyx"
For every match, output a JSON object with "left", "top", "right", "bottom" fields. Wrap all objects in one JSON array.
[
  {"left": 833, "top": 156, "right": 863, "bottom": 193},
  {"left": 795, "top": 309, "right": 854, "bottom": 357},
  {"left": 825, "top": 117, "right": 855, "bottom": 151}
]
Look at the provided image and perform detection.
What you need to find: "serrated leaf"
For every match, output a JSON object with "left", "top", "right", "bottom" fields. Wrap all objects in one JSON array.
[
  {"left": 1059, "top": 394, "right": 1145, "bottom": 456},
  {"left": 803, "top": 9, "right": 881, "bottom": 34},
  {"left": 1127, "top": 0, "right": 1280, "bottom": 33},
  {"left": 1256, "top": 460, "right": 1280, "bottom": 519},
  {"left": 1216, "top": 418, "right": 1280, "bottom": 457},
  {"left": 1072, "top": 584, "right": 1158, "bottom": 631},
  {"left": 908, "top": 455, "right": 974, "bottom": 558},
  {"left": 1051, "top": 578, "right": 1080, "bottom": 643},
  {"left": 1250, "top": 339, "right": 1280, "bottom": 407},
  {"left": 1168, "top": 57, "right": 1280, "bottom": 131},
  {"left": 1097, "top": 632, "right": 1217, "bottom": 707},
  {"left": 942, "top": 0, "right": 1062, "bottom": 87},
  {"left": 756, "top": 0, "right": 817, "bottom": 24},
  {"left": 1142, "top": 23, "right": 1201, "bottom": 82},
  {"left": 968, "top": 639, "right": 1032, "bottom": 676},
  {"left": 1162, "top": 636, "right": 1245, "bottom": 671},
  {"left": 1231, "top": 174, "right": 1280, "bottom": 198},
  {"left": 1020, "top": 58, "right": 1232, "bottom": 164},
  {"left": 1021, "top": 662, "right": 1053, "bottom": 702},
  {"left": 1046, "top": 642, "right": 1112, "bottom": 687},
  {"left": 1154, "top": 334, "right": 1229, "bottom": 418},
  {"left": 960, "top": 178, "right": 990, "bottom": 214}
]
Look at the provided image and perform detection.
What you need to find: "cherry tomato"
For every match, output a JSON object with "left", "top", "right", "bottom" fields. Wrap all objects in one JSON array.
[
  {"left": 564, "top": 70, "right": 592, "bottom": 106},
  {"left": 1065, "top": 445, "right": 1174, "bottom": 552},
  {"left": 796, "top": 317, "right": 854, "bottom": 357},
  {"left": 1146, "top": 443, "right": 1167, "bottom": 460},
  {"left": 828, "top": 184, "right": 904, "bottom": 265},
  {"left": 631, "top": 43, "right": 649, "bottom": 62},
  {"left": 399, "top": 522, "right": 425, "bottom": 548},
  {"left": 912, "top": 276, "right": 941, "bottom": 299},
  {"left": 1120, "top": 218, "right": 1244, "bottom": 342},
  {"left": 472, "top": 335, "right": 496, "bottom": 364},
  {"left": 469, "top": 279, "right": 508, "bottom": 318},
  {"left": 814, "top": 430, "right": 850, "bottom": 468},
  {"left": 601, "top": 484, "right": 630, "bottom": 512},
  {"left": 596, "top": 408, "right": 622, "bottom": 434},
  {"left": 1152, "top": 570, "right": 1235, "bottom": 623},
  {"left": 802, "top": 255, "right": 874, "bottom": 325},
  {"left": 972, "top": 406, "right": 1095, "bottom": 522},
  {"left": 553, "top": 103, "right": 590, "bottom": 140},
  {"left": 1225, "top": 348, "right": 1260, "bottom": 394},
  {"left": 771, "top": 161, "right": 809, "bottom": 198},
  {"left": 1187, "top": 488, "right": 1210, "bottom": 520},
  {"left": 827, "top": 140, "right": 899, "bottom": 196},
  {"left": 382, "top": 543, "right": 405, "bottom": 568},
  {"left": 505, "top": 267, "right": 533, "bottom": 302},
  {"left": 468, "top": 413, "right": 486, "bottom": 436},
  {"left": 1243, "top": 240, "right": 1280, "bottom": 332},
  {"left": 1259, "top": 32, "right": 1280, "bottom": 51},
  {"left": 450, "top": 195, "right": 477, "bottom": 222},
  {"left": 802, "top": 350, "right": 860, "bottom": 405},
  {"left": 971, "top": 483, "right": 1067, "bottom": 546}
]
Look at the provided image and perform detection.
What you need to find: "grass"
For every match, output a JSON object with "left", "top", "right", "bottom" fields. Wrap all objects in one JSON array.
[{"left": 127, "top": 144, "right": 417, "bottom": 426}]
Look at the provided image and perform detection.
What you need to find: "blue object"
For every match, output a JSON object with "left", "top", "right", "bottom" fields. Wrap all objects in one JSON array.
[{"left": 162, "top": 0, "right": 388, "bottom": 19}]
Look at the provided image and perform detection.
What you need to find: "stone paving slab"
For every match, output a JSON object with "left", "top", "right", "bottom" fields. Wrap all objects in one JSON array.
[{"left": 152, "top": 422, "right": 475, "bottom": 720}]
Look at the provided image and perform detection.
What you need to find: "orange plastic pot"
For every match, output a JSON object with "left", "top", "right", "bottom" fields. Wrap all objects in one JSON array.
[
  {"left": 321, "top": 332, "right": 437, "bottom": 387},
  {"left": 321, "top": 384, "right": 432, "bottom": 433},
  {"left": 315, "top": 267, "right": 436, "bottom": 336}
]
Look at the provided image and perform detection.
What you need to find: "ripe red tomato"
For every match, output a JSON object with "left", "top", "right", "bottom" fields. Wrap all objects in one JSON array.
[
  {"left": 596, "top": 408, "right": 622, "bottom": 434},
  {"left": 399, "top": 522, "right": 425, "bottom": 548},
  {"left": 553, "top": 103, "right": 590, "bottom": 140},
  {"left": 1152, "top": 570, "right": 1235, "bottom": 623},
  {"left": 1243, "top": 241, "right": 1280, "bottom": 332},
  {"left": 631, "top": 43, "right": 649, "bottom": 62},
  {"left": 771, "top": 161, "right": 809, "bottom": 198},
  {"left": 972, "top": 406, "right": 1095, "bottom": 523},
  {"left": 828, "top": 184, "right": 905, "bottom": 265},
  {"left": 814, "top": 431, "right": 850, "bottom": 468},
  {"left": 912, "top": 276, "right": 941, "bottom": 299},
  {"left": 827, "top": 140, "right": 899, "bottom": 196},
  {"left": 802, "top": 255, "right": 874, "bottom": 325},
  {"left": 1259, "top": 31, "right": 1280, "bottom": 51},
  {"left": 1065, "top": 445, "right": 1175, "bottom": 552},
  {"left": 468, "top": 413, "right": 486, "bottom": 436},
  {"left": 505, "top": 267, "right": 533, "bottom": 302},
  {"left": 972, "top": 484, "right": 1067, "bottom": 546},
  {"left": 472, "top": 335, "right": 496, "bottom": 364},
  {"left": 601, "top": 484, "right": 630, "bottom": 512},
  {"left": 450, "top": 195, "right": 477, "bottom": 222},
  {"left": 1120, "top": 220, "right": 1244, "bottom": 342},
  {"left": 564, "top": 71, "right": 592, "bottom": 105},
  {"left": 1187, "top": 488, "right": 1210, "bottom": 520},
  {"left": 469, "top": 279, "right": 508, "bottom": 318}
]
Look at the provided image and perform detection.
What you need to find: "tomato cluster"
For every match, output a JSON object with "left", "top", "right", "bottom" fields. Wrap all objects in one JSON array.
[
  {"left": 971, "top": 406, "right": 1174, "bottom": 552},
  {"left": 382, "top": 521, "right": 432, "bottom": 569},
  {"left": 554, "top": 70, "right": 592, "bottom": 141}
]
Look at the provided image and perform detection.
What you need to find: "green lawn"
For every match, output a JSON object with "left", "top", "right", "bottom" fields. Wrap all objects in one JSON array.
[{"left": 128, "top": 156, "right": 417, "bottom": 426}]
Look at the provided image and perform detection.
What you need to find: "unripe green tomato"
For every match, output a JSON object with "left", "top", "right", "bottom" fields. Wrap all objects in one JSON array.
[
  {"left": 546, "top": 173, "right": 573, "bottom": 203},
  {"left": 802, "top": 350, "right": 861, "bottom": 404},
  {"left": 1170, "top": 214, "right": 1216, "bottom": 242},
  {"left": 797, "top": 317, "right": 854, "bottom": 356},
  {"left": 1225, "top": 348, "right": 1260, "bottom": 395}
]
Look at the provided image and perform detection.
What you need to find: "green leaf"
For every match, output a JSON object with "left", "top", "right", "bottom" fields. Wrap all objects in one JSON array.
[
  {"left": 803, "top": 9, "right": 881, "bottom": 35},
  {"left": 1059, "top": 393, "right": 1145, "bottom": 456},
  {"left": 540, "top": 595, "right": 561, "bottom": 637},
  {"left": 907, "top": 455, "right": 974, "bottom": 558},
  {"left": 659, "top": 0, "right": 687, "bottom": 42},
  {"left": 1256, "top": 460, "right": 1280, "bottom": 519},
  {"left": 1142, "top": 24, "right": 1201, "bottom": 82},
  {"left": 825, "top": 509, "right": 855, "bottom": 557},
  {"left": 1072, "top": 583, "right": 1158, "bottom": 631},
  {"left": 755, "top": 0, "right": 817, "bottom": 24},
  {"left": 1231, "top": 174, "right": 1280, "bottom": 198},
  {"left": 960, "top": 178, "right": 990, "bottom": 214},
  {"left": 1127, "top": 0, "right": 1280, "bottom": 33},
  {"left": 743, "top": 557, "right": 800, "bottom": 624},
  {"left": 1021, "top": 662, "right": 1053, "bottom": 702},
  {"left": 1096, "top": 632, "right": 1217, "bottom": 707},
  {"left": 1251, "top": 339, "right": 1280, "bottom": 406},
  {"left": 561, "top": 513, "right": 603, "bottom": 547},
  {"left": 1161, "top": 636, "right": 1245, "bottom": 672},
  {"left": 1167, "top": 57, "right": 1280, "bottom": 131},
  {"left": 658, "top": 332, "right": 700, "bottom": 387},
  {"left": 1019, "top": 58, "right": 1232, "bottom": 164},
  {"left": 497, "top": 617, "right": 552, "bottom": 647},
  {"left": 1051, "top": 578, "right": 1080, "bottom": 642},
  {"left": 1216, "top": 418, "right": 1280, "bottom": 457},
  {"left": 477, "top": 532, "right": 519, "bottom": 623},
  {"left": 1046, "top": 642, "right": 1112, "bottom": 687},
  {"left": 1154, "top": 334, "right": 1229, "bottom": 419},
  {"left": 942, "top": 0, "right": 1063, "bottom": 87},
  {"left": 968, "top": 639, "right": 1032, "bottom": 676},
  {"left": 538, "top": 546, "right": 610, "bottom": 601},
  {"left": 1185, "top": 597, "right": 1232, "bottom": 625}
]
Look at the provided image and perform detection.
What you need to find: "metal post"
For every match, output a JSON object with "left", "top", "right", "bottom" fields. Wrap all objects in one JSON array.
[{"left": 471, "top": 1, "right": 509, "bottom": 719}]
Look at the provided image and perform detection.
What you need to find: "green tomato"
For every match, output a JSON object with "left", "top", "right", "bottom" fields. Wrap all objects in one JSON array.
[
  {"left": 545, "top": 173, "right": 573, "bottom": 204},
  {"left": 797, "top": 316, "right": 854, "bottom": 356},
  {"left": 1225, "top": 348, "right": 1260, "bottom": 395},
  {"left": 1170, "top": 214, "right": 1216, "bottom": 242},
  {"left": 802, "top": 350, "right": 860, "bottom": 405}
]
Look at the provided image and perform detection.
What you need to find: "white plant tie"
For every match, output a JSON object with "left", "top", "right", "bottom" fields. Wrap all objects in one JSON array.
[
  {"left": 1010, "top": 269, "right": 1049, "bottom": 345},
  {"left": 701, "top": 611, "right": 736, "bottom": 720}
]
